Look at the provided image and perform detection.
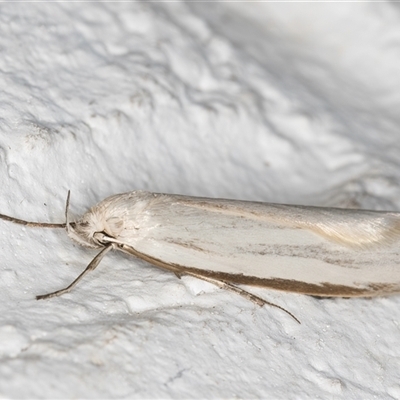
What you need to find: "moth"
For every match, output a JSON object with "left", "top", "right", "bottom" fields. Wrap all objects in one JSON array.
[{"left": 2, "top": 190, "right": 400, "bottom": 323}]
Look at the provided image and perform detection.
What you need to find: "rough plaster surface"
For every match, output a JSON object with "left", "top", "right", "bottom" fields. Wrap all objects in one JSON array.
[{"left": 0, "top": 2, "right": 400, "bottom": 399}]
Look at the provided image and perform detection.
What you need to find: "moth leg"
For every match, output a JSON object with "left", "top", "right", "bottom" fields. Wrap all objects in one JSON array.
[
  {"left": 183, "top": 272, "right": 300, "bottom": 324},
  {"left": 36, "top": 244, "right": 114, "bottom": 300},
  {"left": 174, "top": 272, "right": 183, "bottom": 279}
]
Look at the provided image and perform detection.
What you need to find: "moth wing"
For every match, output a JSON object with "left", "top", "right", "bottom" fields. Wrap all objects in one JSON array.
[{"left": 116, "top": 193, "right": 400, "bottom": 297}]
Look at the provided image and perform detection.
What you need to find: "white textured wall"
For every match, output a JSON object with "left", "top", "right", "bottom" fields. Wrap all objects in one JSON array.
[{"left": 0, "top": 2, "right": 400, "bottom": 398}]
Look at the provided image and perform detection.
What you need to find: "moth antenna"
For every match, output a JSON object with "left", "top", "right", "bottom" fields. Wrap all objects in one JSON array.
[
  {"left": 65, "top": 190, "right": 72, "bottom": 235},
  {"left": 0, "top": 198, "right": 66, "bottom": 229},
  {"left": 36, "top": 243, "right": 114, "bottom": 300}
]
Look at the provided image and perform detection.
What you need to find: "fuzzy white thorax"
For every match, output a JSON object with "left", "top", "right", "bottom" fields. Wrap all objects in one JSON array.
[{"left": 66, "top": 191, "right": 158, "bottom": 249}]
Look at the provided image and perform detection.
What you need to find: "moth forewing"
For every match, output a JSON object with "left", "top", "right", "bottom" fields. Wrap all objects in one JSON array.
[{"left": 112, "top": 192, "right": 400, "bottom": 298}]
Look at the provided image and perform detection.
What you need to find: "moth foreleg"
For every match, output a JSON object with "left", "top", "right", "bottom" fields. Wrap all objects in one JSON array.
[{"left": 36, "top": 244, "right": 114, "bottom": 300}]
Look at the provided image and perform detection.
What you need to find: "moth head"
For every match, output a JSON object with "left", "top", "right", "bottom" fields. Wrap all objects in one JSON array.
[
  {"left": 64, "top": 190, "right": 153, "bottom": 249},
  {"left": 66, "top": 208, "right": 124, "bottom": 249}
]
